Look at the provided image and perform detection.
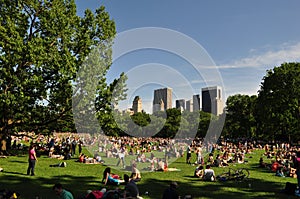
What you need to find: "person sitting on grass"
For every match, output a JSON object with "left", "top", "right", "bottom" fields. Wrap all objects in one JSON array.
[
  {"left": 259, "top": 157, "right": 267, "bottom": 168},
  {"left": 275, "top": 167, "right": 285, "bottom": 177},
  {"left": 53, "top": 183, "right": 74, "bottom": 199},
  {"left": 123, "top": 174, "right": 142, "bottom": 199},
  {"left": 102, "top": 167, "right": 124, "bottom": 186},
  {"left": 78, "top": 153, "right": 85, "bottom": 163},
  {"left": 271, "top": 161, "right": 283, "bottom": 172},
  {"left": 203, "top": 165, "right": 216, "bottom": 181},
  {"left": 207, "top": 153, "right": 214, "bottom": 165},
  {"left": 156, "top": 158, "right": 165, "bottom": 171},
  {"left": 130, "top": 162, "right": 142, "bottom": 182},
  {"left": 212, "top": 154, "right": 222, "bottom": 167},
  {"left": 194, "top": 165, "right": 204, "bottom": 178}
]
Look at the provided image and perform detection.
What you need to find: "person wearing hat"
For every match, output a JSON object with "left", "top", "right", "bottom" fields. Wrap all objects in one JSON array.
[{"left": 162, "top": 181, "right": 179, "bottom": 199}]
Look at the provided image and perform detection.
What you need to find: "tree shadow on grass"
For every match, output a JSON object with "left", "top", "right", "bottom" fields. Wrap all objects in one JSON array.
[
  {"left": 1, "top": 154, "right": 299, "bottom": 199},
  {"left": 2, "top": 171, "right": 27, "bottom": 176},
  {"left": 7, "top": 160, "right": 27, "bottom": 163},
  {"left": 137, "top": 176, "right": 299, "bottom": 199},
  {"left": 0, "top": 173, "right": 105, "bottom": 199},
  {"left": 0, "top": 171, "right": 298, "bottom": 199}
]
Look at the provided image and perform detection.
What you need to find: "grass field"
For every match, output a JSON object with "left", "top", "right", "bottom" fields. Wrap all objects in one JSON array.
[{"left": 0, "top": 147, "right": 299, "bottom": 199}]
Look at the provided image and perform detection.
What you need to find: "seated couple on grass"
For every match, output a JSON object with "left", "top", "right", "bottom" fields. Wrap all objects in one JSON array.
[{"left": 194, "top": 165, "right": 216, "bottom": 181}]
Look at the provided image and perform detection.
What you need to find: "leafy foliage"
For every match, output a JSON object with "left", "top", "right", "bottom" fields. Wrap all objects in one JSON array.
[
  {"left": 256, "top": 62, "right": 300, "bottom": 142},
  {"left": 224, "top": 94, "right": 257, "bottom": 138},
  {"left": 0, "top": 0, "right": 120, "bottom": 138}
]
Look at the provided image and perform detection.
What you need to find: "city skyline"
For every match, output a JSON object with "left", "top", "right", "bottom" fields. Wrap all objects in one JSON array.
[{"left": 124, "top": 86, "right": 224, "bottom": 115}]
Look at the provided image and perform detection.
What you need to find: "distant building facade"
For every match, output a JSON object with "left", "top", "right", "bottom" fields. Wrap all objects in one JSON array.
[
  {"left": 132, "top": 96, "right": 142, "bottom": 114},
  {"left": 153, "top": 88, "right": 172, "bottom": 112},
  {"left": 193, "top": 94, "right": 200, "bottom": 112},
  {"left": 201, "top": 86, "right": 223, "bottom": 116},
  {"left": 186, "top": 99, "right": 193, "bottom": 112},
  {"left": 176, "top": 99, "right": 186, "bottom": 112}
]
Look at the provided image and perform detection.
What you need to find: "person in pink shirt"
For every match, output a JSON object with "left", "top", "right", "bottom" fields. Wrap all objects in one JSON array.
[{"left": 27, "top": 144, "right": 38, "bottom": 176}]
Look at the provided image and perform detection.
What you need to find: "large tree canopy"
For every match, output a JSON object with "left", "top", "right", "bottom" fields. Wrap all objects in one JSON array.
[
  {"left": 0, "top": 0, "right": 123, "bottom": 138},
  {"left": 256, "top": 62, "right": 300, "bottom": 142}
]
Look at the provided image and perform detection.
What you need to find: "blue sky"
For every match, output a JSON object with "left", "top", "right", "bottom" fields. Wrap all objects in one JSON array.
[{"left": 75, "top": 0, "right": 300, "bottom": 113}]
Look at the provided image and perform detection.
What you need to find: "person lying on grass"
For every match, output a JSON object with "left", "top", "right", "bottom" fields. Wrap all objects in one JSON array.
[{"left": 102, "top": 167, "right": 124, "bottom": 186}]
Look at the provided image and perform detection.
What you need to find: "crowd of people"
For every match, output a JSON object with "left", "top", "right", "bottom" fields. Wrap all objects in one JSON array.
[{"left": 2, "top": 133, "right": 300, "bottom": 198}]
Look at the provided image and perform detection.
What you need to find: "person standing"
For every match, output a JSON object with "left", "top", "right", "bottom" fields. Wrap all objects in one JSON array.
[
  {"left": 186, "top": 145, "right": 192, "bottom": 164},
  {"left": 116, "top": 145, "right": 126, "bottom": 169},
  {"left": 196, "top": 145, "right": 203, "bottom": 165},
  {"left": 27, "top": 144, "right": 38, "bottom": 176},
  {"left": 71, "top": 138, "right": 77, "bottom": 156},
  {"left": 78, "top": 139, "right": 83, "bottom": 155}
]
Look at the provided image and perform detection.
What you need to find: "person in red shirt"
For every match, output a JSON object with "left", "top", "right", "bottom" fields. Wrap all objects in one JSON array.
[{"left": 27, "top": 144, "right": 38, "bottom": 176}]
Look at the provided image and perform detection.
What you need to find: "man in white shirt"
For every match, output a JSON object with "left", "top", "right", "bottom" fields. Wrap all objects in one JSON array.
[{"left": 203, "top": 165, "right": 216, "bottom": 181}]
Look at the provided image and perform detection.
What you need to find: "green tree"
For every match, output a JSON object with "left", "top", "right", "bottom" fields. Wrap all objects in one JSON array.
[
  {"left": 224, "top": 94, "right": 257, "bottom": 138},
  {"left": 155, "top": 108, "right": 181, "bottom": 138},
  {"left": 0, "top": 0, "right": 119, "bottom": 139},
  {"left": 197, "top": 111, "right": 214, "bottom": 138},
  {"left": 256, "top": 62, "right": 300, "bottom": 142},
  {"left": 131, "top": 112, "right": 151, "bottom": 127},
  {"left": 176, "top": 110, "right": 200, "bottom": 139},
  {"left": 95, "top": 72, "right": 128, "bottom": 136}
]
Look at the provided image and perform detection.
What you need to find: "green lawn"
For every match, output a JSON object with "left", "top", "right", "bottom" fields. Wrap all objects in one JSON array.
[{"left": 0, "top": 148, "right": 298, "bottom": 199}]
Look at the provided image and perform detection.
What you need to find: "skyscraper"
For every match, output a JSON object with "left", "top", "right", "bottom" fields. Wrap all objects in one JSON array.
[
  {"left": 176, "top": 99, "right": 185, "bottom": 111},
  {"left": 193, "top": 94, "right": 200, "bottom": 112},
  {"left": 201, "top": 86, "right": 223, "bottom": 116},
  {"left": 153, "top": 87, "right": 172, "bottom": 112},
  {"left": 186, "top": 99, "right": 193, "bottom": 112},
  {"left": 132, "top": 96, "right": 142, "bottom": 113}
]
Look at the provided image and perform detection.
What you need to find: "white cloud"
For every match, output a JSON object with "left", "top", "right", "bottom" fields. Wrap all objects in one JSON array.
[{"left": 217, "top": 42, "right": 300, "bottom": 69}]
